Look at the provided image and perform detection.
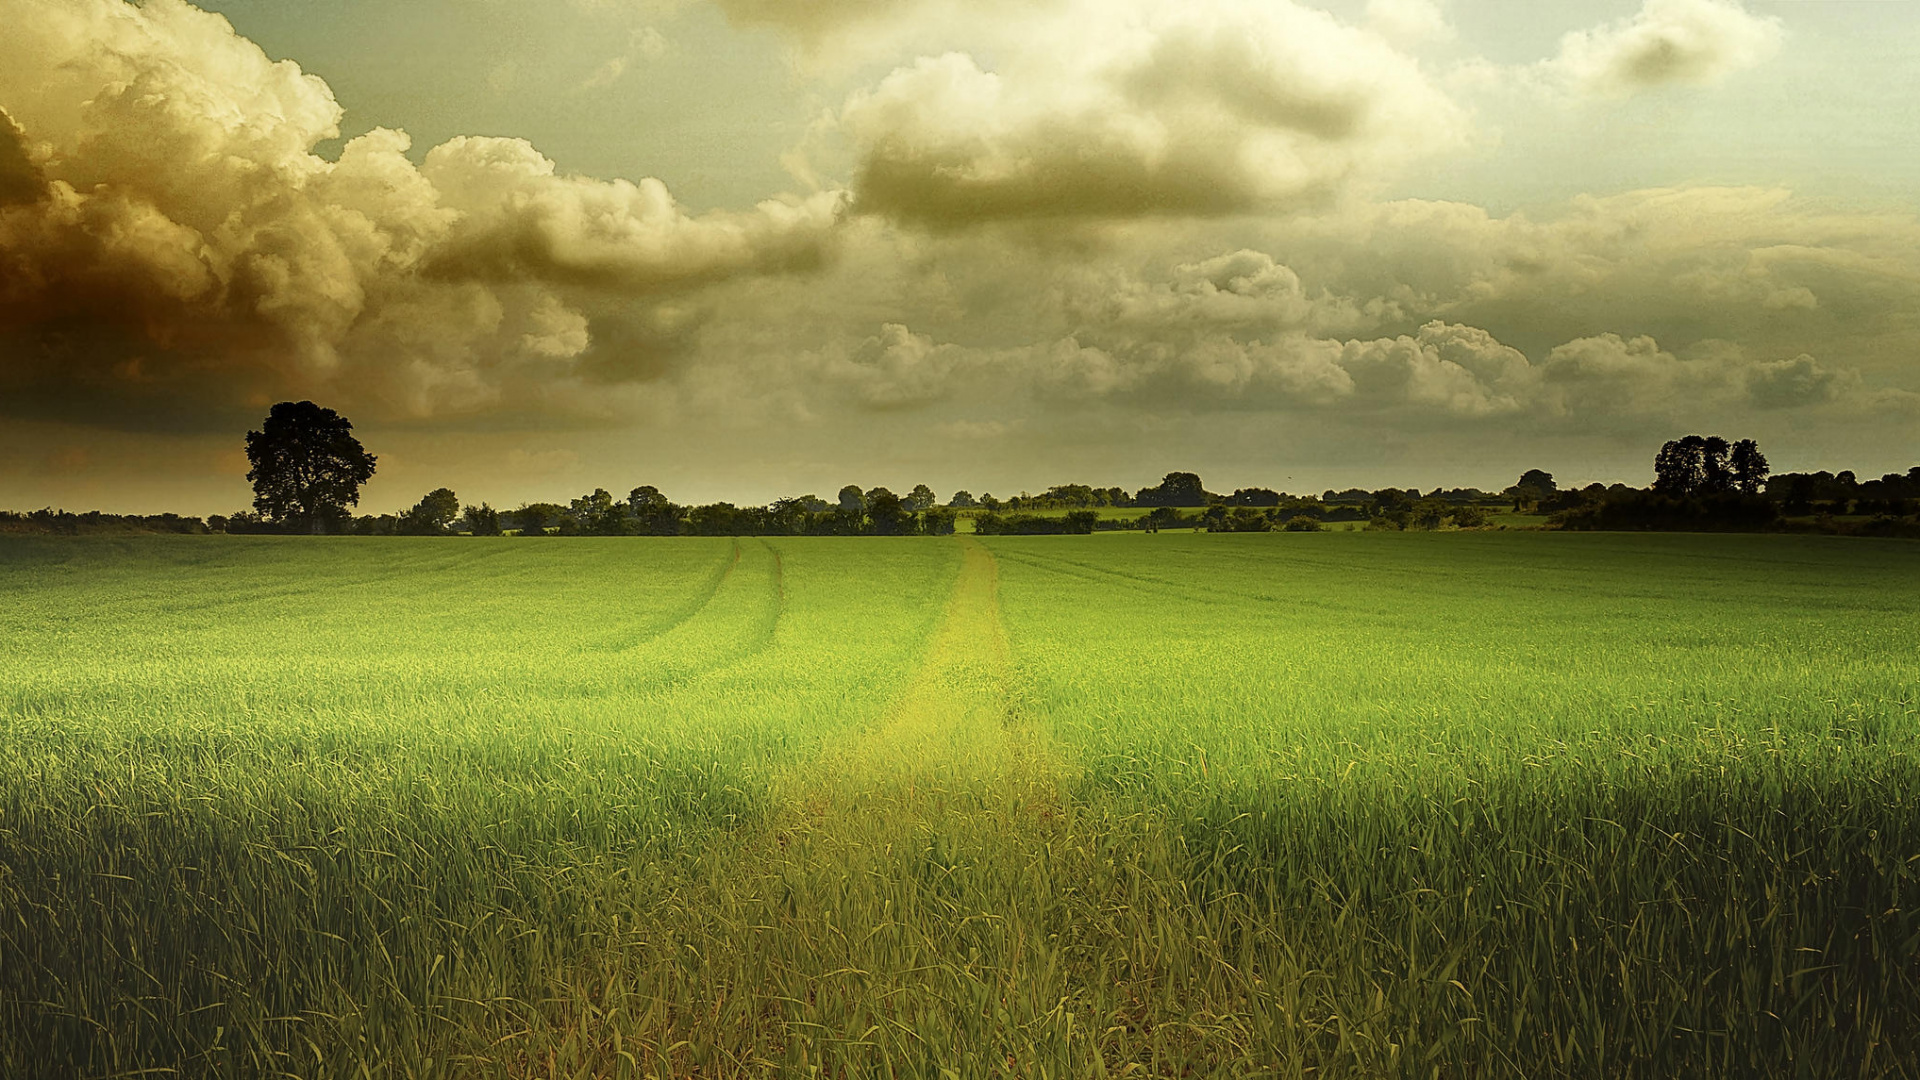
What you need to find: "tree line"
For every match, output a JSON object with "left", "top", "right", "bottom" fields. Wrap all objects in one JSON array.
[{"left": 4, "top": 404, "right": 1917, "bottom": 537}]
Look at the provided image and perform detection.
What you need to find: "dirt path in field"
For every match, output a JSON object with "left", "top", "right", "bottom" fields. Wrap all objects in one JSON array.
[
  {"left": 816, "top": 536, "right": 1054, "bottom": 797},
  {"left": 568, "top": 540, "right": 1079, "bottom": 1074}
]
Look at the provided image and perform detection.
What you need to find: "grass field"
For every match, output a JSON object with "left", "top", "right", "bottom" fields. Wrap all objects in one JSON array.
[
  {"left": 1483, "top": 511, "right": 1552, "bottom": 528},
  {"left": 2, "top": 532, "right": 1917, "bottom": 1078}
]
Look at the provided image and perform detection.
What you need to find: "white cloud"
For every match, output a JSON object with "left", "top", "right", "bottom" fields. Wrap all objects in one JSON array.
[
  {"left": 821, "top": 322, "right": 975, "bottom": 410},
  {"left": 1070, "top": 250, "right": 1320, "bottom": 335},
  {"left": 1745, "top": 353, "right": 1848, "bottom": 410},
  {"left": 831, "top": 0, "right": 1467, "bottom": 225},
  {"left": 1550, "top": 0, "right": 1783, "bottom": 97}
]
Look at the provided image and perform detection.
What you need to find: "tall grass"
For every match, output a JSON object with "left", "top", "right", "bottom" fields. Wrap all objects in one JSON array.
[{"left": 0, "top": 531, "right": 1915, "bottom": 1076}]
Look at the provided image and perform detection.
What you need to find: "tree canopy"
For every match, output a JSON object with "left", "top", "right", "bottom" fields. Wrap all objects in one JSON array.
[
  {"left": 1135, "top": 471, "right": 1212, "bottom": 507},
  {"left": 398, "top": 488, "right": 461, "bottom": 535},
  {"left": 1655, "top": 436, "right": 1769, "bottom": 496},
  {"left": 244, "top": 401, "right": 377, "bottom": 533}
]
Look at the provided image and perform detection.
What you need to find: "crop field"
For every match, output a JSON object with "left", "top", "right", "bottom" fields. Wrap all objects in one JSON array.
[{"left": 2, "top": 532, "right": 1918, "bottom": 1078}]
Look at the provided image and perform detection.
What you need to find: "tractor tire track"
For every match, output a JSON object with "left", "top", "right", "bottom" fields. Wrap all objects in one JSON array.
[
  {"left": 609, "top": 539, "right": 787, "bottom": 697},
  {"left": 593, "top": 540, "right": 741, "bottom": 653},
  {"left": 995, "top": 542, "right": 1362, "bottom": 615}
]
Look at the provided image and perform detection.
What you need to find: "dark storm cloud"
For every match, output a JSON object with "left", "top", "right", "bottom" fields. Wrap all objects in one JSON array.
[
  {"left": 0, "top": 0, "right": 840, "bottom": 433},
  {"left": 0, "top": 108, "right": 45, "bottom": 206}
]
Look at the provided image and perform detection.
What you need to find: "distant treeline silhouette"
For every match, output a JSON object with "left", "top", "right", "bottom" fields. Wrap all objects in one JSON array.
[
  {"left": 12, "top": 463, "right": 1919, "bottom": 539},
  {"left": 6, "top": 416, "right": 1919, "bottom": 538}
]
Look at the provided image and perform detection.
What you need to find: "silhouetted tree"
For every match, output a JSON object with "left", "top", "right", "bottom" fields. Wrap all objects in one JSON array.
[
  {"left": 763, "top": 497, "right": 812, "bottom": 535},
  {"left": 1143, "top": 506, "right": 1185, "bottom": 532},
  {"left": 1700, "top": 436, "right": 1734, "bottom": 493},
  {"left": 1730, "top": 439, "right": 1770, "bottom": 495},
  {"left": 686, "top": 503, "right": 748, "bottom": 536},
  {"left": 398, "top": 488, "right": 461, "bottom": 535},
  {"left": 1517, "top": 469, "right": 1556, "bottom": 494},
  {"left": 948, "top": 490, "right": 979, "bottom": 509},
  {"left": 626, "top": 485, "right": 682, "bottom": 535},
  {"left": 905, "top": 484, "right": 937, "bottom": 511},
  {"left": 1135, "top": 471, "right": 1210, "bottom": 507},
  {"left": 463, "top": 503, "right": 502, "bottom": 536},
  {"left": 838, "top": 485, "right": 866, "bottom": 515},
  {"left": 244, "top": 401, "right": 377, "bottom": 533},
  {"left": 513, "top": 503, "right": 564, "bottom": 536},
  {"left": 866, "top": 488, "right": 910, "bottom": 534},
  {"left": 561, "top": 488, "right": 631, "bottom": 535},
  {"left": 1655, "top": 435, "right": 1741, "bottom": 496}
]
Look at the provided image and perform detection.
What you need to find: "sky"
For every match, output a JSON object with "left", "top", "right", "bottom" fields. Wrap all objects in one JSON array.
[{"left": 1, "top": 0, "right": 1917, "bottom": 514}]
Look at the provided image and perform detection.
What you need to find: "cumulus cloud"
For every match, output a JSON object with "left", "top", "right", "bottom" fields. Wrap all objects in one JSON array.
[
  {"left": 713, "top": 194, "right": 1912, "bottom": 436},
  {"left": 0, "top": 108, "right": 44, "bottom": 206},
  {"left": 1745, "top": 353, "right": 1849, "bottom": 410},
  {"left": 1027, "top": 317, "right": 1881, "bottom": 428},
  {"left": 1550, "top": 0, "right": 1783, "bottom": 97},
  {"left": 831, "top": 0, "right": 1466, "bottom": 225},
  {"left": 821, "top": 322, "right": 976, "bottom": 410},
  {"left": 0, "top": 0, "right": 840, "bottom": 430},
  {"left": 1254, "top": 186, "right": 1920, "bottom": 380},
  {"left": 419, "top": 135, "right": 836, "bottom": 290},
  {"left": 1532, "top": 332, "right": 1725, "bottom": 420},
  {"left": 1069, "top": 250, "right": 1319, "bottom": 335},
  {"left": 1045, "top": 320, "right": 1526, "bottom": 417}
]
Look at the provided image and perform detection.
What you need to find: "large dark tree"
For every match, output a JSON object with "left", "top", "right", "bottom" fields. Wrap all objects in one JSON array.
[
  {"left": 866, "top": 488, "right": 909, "bottom": 534},
  {"left": 626, "top": 485, "right": 682, "bottom": 535},
  {"left": 1730, "top": 438, "right": 1770, "bottom": 495},
  {"left": 1655, "top": 435, "right": 1747, "bottom": 496},
  {"left": 398, "top": 488, "right": 461, "bottom": 535},
  {"left": 462, "top": 503, "right": 502, "bottom": 536},
  {"left": 244, "top": 401, "right": 377, "bottom": 533},
  {"left": 1516, "top": 469, "right": 1557, "bottom": 495},
  {"left": 1135, "top": 471, "right": 1210, "bottom": 507}
]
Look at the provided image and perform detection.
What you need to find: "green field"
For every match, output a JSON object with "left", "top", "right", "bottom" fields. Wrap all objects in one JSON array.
[
  {"left": 3, "top": 533, "right": 1918, "bottom": 1078},
  {"left": 1484, "top": 511, "right": 1552, "bottom": 528}
]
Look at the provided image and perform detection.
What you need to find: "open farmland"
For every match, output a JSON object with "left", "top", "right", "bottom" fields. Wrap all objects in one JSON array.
[{"left": 2, "top": 533, "right": 1918, "bottom": 1078}]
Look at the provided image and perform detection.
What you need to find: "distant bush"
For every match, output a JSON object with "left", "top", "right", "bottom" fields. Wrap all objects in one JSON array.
[
  {"left": 1450, "top": 505, "right": 1490, "bottom": 529},
  {"left": 1204, "top": 507, "right": 1271, "bottom": 533},
  {"left": 0, "top": 510, "right": 209, "bottom": 535},
  {"left": 972, "top": 512, "right": 1097, "bottom": 535},
  {"left": 1554, "top": 492, "right": 1779, "bottom": 533},
  {"left": 1282, "top": 515, "right": 1323, "bottom": 532}
]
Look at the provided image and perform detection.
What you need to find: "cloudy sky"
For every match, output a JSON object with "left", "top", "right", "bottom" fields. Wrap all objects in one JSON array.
[{"left": 2, "top": 0, "right": 1917, "bottom": 513}]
